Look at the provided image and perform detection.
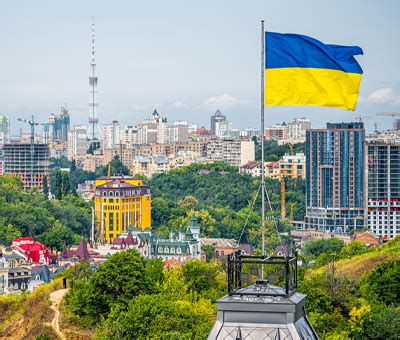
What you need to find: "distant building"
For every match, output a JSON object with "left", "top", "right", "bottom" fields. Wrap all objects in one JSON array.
[
  {"left": 206, "top": 138, "right": 255, "bottom": 167},
  {"left": 103, "top": 120, "right": 120, "bottom": 149},
  {"left": 239, "top": 161, "right": 280, "bottom": 178},
  {"left": 0, "top": 256, "right": 8, "bottom": 295},
  {"left": 8, "top": 267, "right": 31, "bottom": 292},
  {"left": 94, "top": 176, "right": 151, "bottom": 243},
  {"left": 366, "top": 140, "right": 400, "bottom": 239},
  {"left": 287, "top": 117, "right": 311, "bottom": 143},
  {"left": 11, "top": 237, "right": 51, "bottom": 266},
  {"left": 68, "top": 125, "right": 88, "bottom": 159},
  {"left": 3, "top": 143, "right": 50, "bottom": 190},
  {"left": 210, "top": 109, "right": 227, "bottom": 136},
  {"left": 169, "top": 121, "right": 189, "bottom": 143},
  {"left": 46, "top": 107, "right": 70, "bottom": 142},
  {"left": 279, "top": 153, "right": 306, "bottom": 179},
  {"left": 0, "top": 114, "right": 10, "bottom": 146},
  {"left": 351, "top": 230, "right": 383, "bottom": 246},
  {"left": 48, "top": 141, "right": 68, "bottom": 159},
  {"left": 265, "top": 123, "right": 287, "bottom": 144},
  {"left": 305, "top": 122, "right": 365, "bottom": 232},
  {"left": 120, "top": 126, "right": 138, "bottom": 146},
  {"left": 200, "top": 238, "right": 240, "bottom": 258}
]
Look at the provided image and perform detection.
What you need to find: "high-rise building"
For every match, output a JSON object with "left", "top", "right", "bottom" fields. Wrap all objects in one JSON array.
[
  {"left": 68, "top": 125, "right": 88, "bottom": 159},
  {"left": 120, "top": 126, "right": 138, "bottom": 146},
  {"left": 94, "top": 176, "right": 151, "bottom": 243},
  {"left": 169, "top": 121, "right": 189, "bottom": 143},
  {"left": 287, "top": 117, "right": 311, "bottom": 143},
  {"left": 265, "top": 123, "right": 288, "bottom": 144},
  {"left": 206, "top": 138, "right": 255, "bottom": 167},
  {"left": 367, "top": 140, "right": 400, "bottom": 239},
  {"left": 210, "top": 109, "right": 226, "bottom": 135},
  {"left": 3, "top": 143, "right": 50, "bottom": 190},
  {"left": 45, "top": 107, "right": 70, "bottom": 143},
  {"left": 137, "top": 110, "right": 161, "bottom": 145},
  {"left": 0, "top": 114, "right": 10, "bottom": 146},
  {"left": 102, "top": 120, "right": 120, "bottom": 149},
  {"left": 305, "top": 122, "right": 365, "bottom": 232}
]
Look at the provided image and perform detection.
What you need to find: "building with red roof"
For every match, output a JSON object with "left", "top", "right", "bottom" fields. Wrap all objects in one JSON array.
[{"left": 11, "top": 237, "right": 51, "bottom": 265}]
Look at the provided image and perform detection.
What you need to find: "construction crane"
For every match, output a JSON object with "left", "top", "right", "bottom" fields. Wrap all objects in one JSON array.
[
  {"left": 281, "top": 175, "right": 286, "bottom": 219},
  {"left": 288, "top": 142, "right": 294, "bottom": 156},
  {"left": 376, "top": 112, "right": 400, "bottom": 130},
  {"left": 373, "top": 121, "right": 379, "bottom": 134},
  {"left": 17, "top": 115, "right": 39, "bottom": 188},
  {"left": 355, "top": 115, "right": 373, "bottom": 122}
]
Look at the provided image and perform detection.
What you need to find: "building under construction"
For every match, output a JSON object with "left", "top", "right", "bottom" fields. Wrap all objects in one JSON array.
[
  {"left": 3, "top": 143, "right": 50, "bottom": 190},
  {"left": 367, "top": 140, "right": 400, "bottom": 239}
]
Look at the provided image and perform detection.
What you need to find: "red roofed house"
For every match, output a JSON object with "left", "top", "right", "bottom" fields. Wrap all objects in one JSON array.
[{"left": 11, "top": 237, "right": 51, "bottom": 265}]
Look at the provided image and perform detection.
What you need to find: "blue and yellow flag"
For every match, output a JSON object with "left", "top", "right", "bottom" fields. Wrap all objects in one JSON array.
[{"left": 265, "top": 32, "right": 363, "bottom": 111}]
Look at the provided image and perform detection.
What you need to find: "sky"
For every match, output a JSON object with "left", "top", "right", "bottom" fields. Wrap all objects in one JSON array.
[{"left": 1, "top": 0, "right": 400, "bottom": 135}]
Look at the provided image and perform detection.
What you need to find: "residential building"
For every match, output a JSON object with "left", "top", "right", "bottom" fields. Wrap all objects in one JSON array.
[
  {"left": 135, "top": 140, "right": 207, "bottom": 158},
  {"left": 45, "top": 107, "right": 70, "bottom": 142},
  {"left": 103, "top": 120, "right": 120, "bottom": 149},
  {"left": 94, "top": 176, "right": 151, "bottom": 243},
  {"left": 206, "top": 138, "right": 255, "bottom": 167},
  {"left": 366, "top": 140, "right": 400, "bottom": 239},
  {"left": 137, "top": 110, "right": 162, "bottom": 145},
  {"left": 11, "top": 237, "right": 51, "bottom": 266},
  {"left": 200, "top": 238, "right": 240, "bottom": 258},
  {"left": 120, "top": 126, "right": 138, "bottom": 146},
  {"left": 265, "top": 123, "right": 288, "bottom": 144},
  {"left": 239, "top": 161, "right": 280, "bottom": 178},
  {"left": 132, "top": 155, "right": 170, "bottom": 178},
  {"left": 150, "top": 214, "right": 201, "bottom": 263},
  {"left": 0, "top": 256, "right": 8, "bottom": 295},
  {"left": 351, "top": 230, "right": 383, "bottom": 246},
  {"left": 305, "top": 122, "right": 365, "bottom": 232},
  {"left": 8, "top": 267, "right": 31, "bottom": 292},
  {"left": 48, "top": 141, "right": 68, "bottom": 159},
  {"left": 68, "top": 125, "right": 88, "bottom": 159},
  {"left": 210, "top": 109, "right": 227, "bottom": 136},
  {"left": 279, "top": 153, "right": 306, "bottom": 178},
  {"left": 77, "top": 180, "right": 96, "bottom": 201},
  {"left": 169, "top": 121, "right": 189, "bottom": 143},
  {"left": 3, "top": 143, "right": 50, "bottom": 190},
  {"left": 0, "top": 114, "right": 10, "bottom": 146},
  {"left": 287, "top": 117, "right": 311, "bottom": 143},
  {"left": 215, "top": 119, "right": 233, "bottom": 137}
]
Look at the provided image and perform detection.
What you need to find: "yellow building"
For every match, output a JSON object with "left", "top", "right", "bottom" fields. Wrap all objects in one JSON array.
[{"left": 94, "top": 176, "right": 151, "bottom": 243}]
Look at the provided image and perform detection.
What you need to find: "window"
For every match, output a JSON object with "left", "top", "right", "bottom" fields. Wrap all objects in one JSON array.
[
  {"left": 177, "top": 247, "right": 182, "bottom": 254},
  {"left": 164, "top": 247, "right": 169, "bottom": 254},
  {"left": 170, "top": 247, "right": 175, "bottom": 254},
  {"left": 158, "top": 246, "right": 163, "bottom": 253}
]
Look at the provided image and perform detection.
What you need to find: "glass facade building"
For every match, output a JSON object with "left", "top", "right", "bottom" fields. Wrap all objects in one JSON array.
[
  {"left": 367, "top": 141, "right": 400, "bottom": 239},
  {"left": 305, "top": 122, "right": 365, "bottom": 232}
]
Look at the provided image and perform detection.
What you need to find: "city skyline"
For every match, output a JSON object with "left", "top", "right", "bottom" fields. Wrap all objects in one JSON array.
[{"left": 1, "top": 0, "right": 400, "bottom": 134}]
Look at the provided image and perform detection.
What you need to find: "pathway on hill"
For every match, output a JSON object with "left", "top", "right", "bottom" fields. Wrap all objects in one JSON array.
[{"left": 49, "top": 288, "right": 68, "bottom": 340}]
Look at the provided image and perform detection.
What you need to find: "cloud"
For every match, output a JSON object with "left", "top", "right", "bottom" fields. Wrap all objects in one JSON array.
[
  {"left": 367, "top": 87, "right": 400, "bottom": 105},
  {"left": 200, "top": 93, "right": 241, "bottom": 111},
  {"left": 172, "top": 100, "right": 188, "bottom": 109}
]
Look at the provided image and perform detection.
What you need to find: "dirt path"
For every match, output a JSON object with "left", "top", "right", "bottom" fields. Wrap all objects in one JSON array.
[{"left": 49, "top": 289, "right": 68, "bottom": 340}]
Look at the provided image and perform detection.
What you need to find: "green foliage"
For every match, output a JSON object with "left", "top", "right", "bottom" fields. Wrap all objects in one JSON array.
[
  {"left": 0, "top": 224, "right": 21, "bottom": 246},
  {"left": 65, "top": 249, "right": 155, "bottom": 324},
  {"left": 87, "top": 141, "right": 100, "bottom": 155},
  {"left": 360, "top": 259, "right": 400, "bottom": 306},
  {"left": 202, "top": 244, "right": 215, "bottom": 262},
  {"left": 302, "top": 238, "right": 345, "bottom": 259},
  {"left": 364, "top": 306, "right": 400, "bottom": 339},
  {"left": 0, "top": 175, "right": 91, "bottom": 248},
  {"left": 255, "top": 140, "right": 305, "bottom": 161},
  {"left": 42, "top": 176, "right": 49, "bottom": 197}
]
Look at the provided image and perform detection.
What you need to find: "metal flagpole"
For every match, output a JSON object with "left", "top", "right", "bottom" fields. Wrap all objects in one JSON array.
[{"left": 261, "top": 20, "right": 266, "bottom": 257}]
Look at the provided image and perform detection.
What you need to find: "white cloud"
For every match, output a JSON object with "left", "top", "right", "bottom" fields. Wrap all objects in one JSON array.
[
  {"left": 367, "top": 87, "right": 400, "bottom": 105},
  {"left": 201, "top": 93, "right": 241, "bottom": 110},
  {"left": 172, "top": 100, "right": 188, "bottom": 109}
]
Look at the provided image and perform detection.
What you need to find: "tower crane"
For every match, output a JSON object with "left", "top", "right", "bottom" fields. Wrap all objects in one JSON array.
[
  {"left": 376, "top": 112, "right": 400, "bottom": 130},
  {"left": 17, "top": 116, "right": 39, "bottom": 188},
  {"left": 355, "top": 115, "right": 373, "bottom": 122}
]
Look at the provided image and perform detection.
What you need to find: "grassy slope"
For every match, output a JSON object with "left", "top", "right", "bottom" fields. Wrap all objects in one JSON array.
[
  {"left": 306, "top": 236, "right": 400, "bottom": 281},
  {"left": 0, "top": 279, "right": 62, "bottom": 339}
]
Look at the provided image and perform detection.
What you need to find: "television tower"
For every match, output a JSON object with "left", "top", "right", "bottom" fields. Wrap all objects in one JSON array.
[{"left": 88, "top": 17, "right": 99, "bottom": 140}]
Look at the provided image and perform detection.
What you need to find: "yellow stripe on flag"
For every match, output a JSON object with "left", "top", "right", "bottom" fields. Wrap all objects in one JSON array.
[{"left": 265, "top": 68, "right": 362, "bottom": 111}]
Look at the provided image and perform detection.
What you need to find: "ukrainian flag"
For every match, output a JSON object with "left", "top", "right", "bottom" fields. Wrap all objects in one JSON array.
[{"left": 265, "top": 32, "right": 363, "bottom": 111}]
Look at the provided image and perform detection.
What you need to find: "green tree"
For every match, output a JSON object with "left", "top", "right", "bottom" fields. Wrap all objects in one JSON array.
[
  {"left": 54, "top": 170, "right": 63, "bottom": 200},
  {"left": 364, "top": 307, "right": 400, "bottom": 339},
  {"left": 66, "top": 249, "right": 155, "bottom": 323},
  {"left": 42, "top": 176, "right": 49, "bottom": 197},
  {"left": 62, "top": 172, "right": 71, "bottom": 196},
  {"left": 0, "top": 224, "right": 21, "bottom": 245},
  {"left": 302, "top": 238, "right": 345, "bottom": 259}
]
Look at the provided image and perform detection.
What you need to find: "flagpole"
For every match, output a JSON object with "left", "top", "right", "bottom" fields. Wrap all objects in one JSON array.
[{"left": 261, "top": 20, "right": 266, "bottom": 258}]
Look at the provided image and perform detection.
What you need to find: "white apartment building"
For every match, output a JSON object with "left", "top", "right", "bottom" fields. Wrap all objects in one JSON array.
[
  {"left": 120, "top": 126, "right": 138, "bottom": 146},
  {"left": 279, "top": 153, "right": 306, "bottom": 178},
  {"left": 102, "top": 120, "right": 120, "bottom": 149},
  {"left": 206, "top": 138, "right": 255, "bottom": 167},
  {"left": 68, "top": 125, "right": 88, "bottom": 159},
  {"left": 287, "top": 117, "right": 311, "bottom": 143}
]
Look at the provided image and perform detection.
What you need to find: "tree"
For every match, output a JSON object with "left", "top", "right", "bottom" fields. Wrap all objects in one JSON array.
[
  {"left": 42, "top": 176, "right": 49, "bottom": 197},
  {"left": 302, "top": 238, "right": 345, "bottom": 259},
  {"left": 66, "top": 249, "right": 155, "bottom": 323},
  {"left": 54, "top": 170, "right": 63, "bottom": 200},
  {"left": 0, "top": 224, "right": 21, "bottom": 245},
  {"left": 202, "top": 244, "right": 215, "bottom": 262},
  {"left": 364, "top": 307, "right": 400, "bottom": 339},
  {"left": 62, "top": 172, "right": 71, "bottom": 196},
  {"left": 70, "top": 159, "right": 77, "bottom": 173}
]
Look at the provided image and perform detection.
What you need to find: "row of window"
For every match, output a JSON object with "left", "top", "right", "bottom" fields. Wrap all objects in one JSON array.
[{"left": 157, "top": 246, "right": 183, "bottom": 254}]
